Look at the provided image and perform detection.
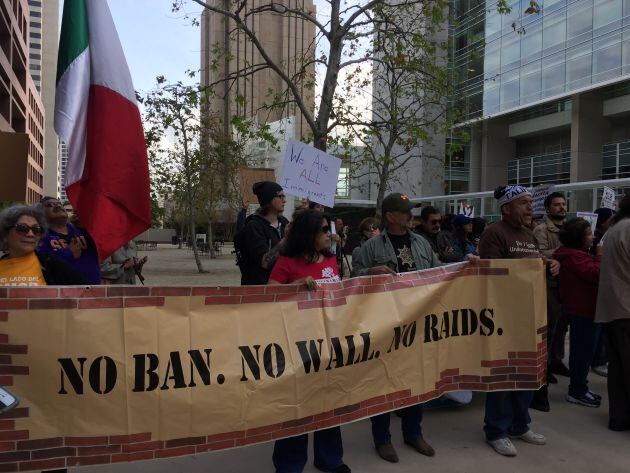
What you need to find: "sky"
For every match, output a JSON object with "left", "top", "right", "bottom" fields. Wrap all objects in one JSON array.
[{"left": 60, "top": 0, "right": 203, "bottom": 93}]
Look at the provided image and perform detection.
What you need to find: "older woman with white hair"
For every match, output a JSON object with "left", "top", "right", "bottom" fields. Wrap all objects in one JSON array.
[{"left": 0, "top": 205, "right": 86, "bottom": 286}]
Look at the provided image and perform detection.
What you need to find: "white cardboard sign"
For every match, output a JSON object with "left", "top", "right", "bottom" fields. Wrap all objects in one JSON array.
[
  {"left": 601, "top": 186, "right": 616, "bottom": 210},
  {"left": 531, "top": 184, "right": 555, "bottom": 216},
  {"left": 280, "top": 139, "right": 342, "bottom": 207},
  {"left": 577, "top": 212, "right": 598, "bottom": 234},
  {"left": 458, "top": 202, "right": 474, "bottom": 218}
]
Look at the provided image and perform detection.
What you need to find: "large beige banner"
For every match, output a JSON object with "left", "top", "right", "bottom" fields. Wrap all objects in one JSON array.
[{"left": 0, "top": 259, "right": 547, "bottom": 471}]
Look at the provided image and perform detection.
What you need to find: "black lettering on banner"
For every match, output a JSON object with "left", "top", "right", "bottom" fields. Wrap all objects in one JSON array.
[
  {"left": 263, "top": 344, "right": 285, "bottom": 378},
  {"left": 424, "top": 314, "right": 440, "bottom": 343},
  {"left": 133, "top": 354, "right": 160, "bottom": 392},
  {"left": 239, "top": 345, "right": 262, "bottom": 381},
  {"left": 58, "top": 357, "right": 87, "bottom": 394},
  {"left": 88, "top": 356, "right": 117, "bottom": 394},
  {"left": 388, "top": 322, "right": 417, "bottom": 353},
  {"left": 295, "top": 339, "right": 324, "bottom": 374},
  {"left": 58, "top": 357, "right": 116, "bottom": 395},
  {"left": 479, "top": 308, "right": 495, "bottom": 336},
  {"left": 326, "top": 337, "right": 345, "bottom": 370},
  {"left": 359, "top": 332, "right": 375, "bottom": 362},
  {"left": 160, "top": 352, "right": 187, "bottom": 390},
  {"left": 188, "top": 349, "right": 213, "bottom": 387}
]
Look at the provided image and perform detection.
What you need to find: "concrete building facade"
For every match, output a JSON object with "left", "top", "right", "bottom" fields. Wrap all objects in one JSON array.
[
  {"left": 0, "top": 0, "right": 44, "bottom": 204},
  {"left": 27, "top": 0, "right": 59, "bottom": 198},
  {"left": 200, "top": 0, "right": 316, "bottom": 141},
  {"left": 448, "top": 0, "right": 630, "bottom": 198}
]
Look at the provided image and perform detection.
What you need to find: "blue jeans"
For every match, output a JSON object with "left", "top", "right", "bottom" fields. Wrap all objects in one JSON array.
[
  {"left": 272, "top": 427, "right": 343, "bottom": 473},
  {"left": 371, "top": 404, "right": 423, "bottom": 444},
  {"left": 568, "top": 314, "right": 602, "bottom": 397},
  {"left": 484, "top": 391, "right": 534, "bottom": 441}
]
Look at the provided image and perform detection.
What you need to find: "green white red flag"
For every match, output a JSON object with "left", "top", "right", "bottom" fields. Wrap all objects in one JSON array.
[{"left": 54, "top": 0, "right": 150, "bottom": 260}]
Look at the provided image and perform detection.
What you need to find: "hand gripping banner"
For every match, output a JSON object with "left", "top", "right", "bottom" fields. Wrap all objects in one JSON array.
[{"left": 0, "top": 259, "right": 547, "bottom": 471}]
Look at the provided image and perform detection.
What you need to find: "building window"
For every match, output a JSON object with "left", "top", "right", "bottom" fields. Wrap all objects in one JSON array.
[{"left": 336, "top": 166, "right": 350, "bottom": 198}]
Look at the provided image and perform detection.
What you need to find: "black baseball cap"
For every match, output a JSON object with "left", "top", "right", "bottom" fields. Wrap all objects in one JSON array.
[{"left": 382, "top": 193, "right": 415, "bottom": 214}]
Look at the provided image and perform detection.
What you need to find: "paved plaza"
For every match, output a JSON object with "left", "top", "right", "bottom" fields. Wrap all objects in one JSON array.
[{"left": 80, "top": 246, "right": 629, "bottom": 473}]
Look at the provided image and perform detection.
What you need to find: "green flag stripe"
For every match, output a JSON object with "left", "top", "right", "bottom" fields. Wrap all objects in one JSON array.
[{"left": 56, "top": 0, "right": 89, "bottom": 85}]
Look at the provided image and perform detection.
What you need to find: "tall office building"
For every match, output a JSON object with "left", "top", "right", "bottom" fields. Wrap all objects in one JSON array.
[
  {"left": 447, "top": 0, "right": 630, "bottom": 196},
  {"left": 28, "top": 0, "right": 59, "bottom": 198},
  {"left": 200, "top": 0, "right": 316, "bottom": 141},
  {"left": 0, "top": 0, "right": 44, "bottom": 204}
]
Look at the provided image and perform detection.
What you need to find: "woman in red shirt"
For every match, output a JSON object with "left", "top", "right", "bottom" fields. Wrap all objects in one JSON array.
[
  {"left": 269, "top": 209, "right": 349, "bottom": 473},
  {"left": 553, "top": 218, "right": 603, "bottom": 408}
]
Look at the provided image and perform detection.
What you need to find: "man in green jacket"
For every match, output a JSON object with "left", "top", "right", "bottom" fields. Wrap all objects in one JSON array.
[
  {"left": 352, "top": 194, "right": 441, "bottom": 277},
  {"left": 351, "top": 193, "right": 439, "bottom": 463}
]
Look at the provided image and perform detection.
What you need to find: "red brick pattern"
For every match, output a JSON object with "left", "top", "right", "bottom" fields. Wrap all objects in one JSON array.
[{"left": 0, "top": 260, "right": 546, "bottom": 471}]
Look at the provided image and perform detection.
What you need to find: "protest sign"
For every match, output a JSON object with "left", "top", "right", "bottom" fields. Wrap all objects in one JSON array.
[
  {"left": 280, "top": 139, "right": 342, "bottom": 207},
  {"left": 531, "top": 184, "right": 555, "bottom": 216},
  {"left": 458, "top": 203, "right": 474, "bottom": 218},
  {"left": 601, "top": 186, "right": 616, "bottom": 210},
  {"left": 0, "top": 259, "right": 546, "bottom": 471},
  {"left": 238, "top": 167, "right": 277, "bottom": 204},
  {"left": 577, "top": 212, "right": 598, "bottom": 234}
]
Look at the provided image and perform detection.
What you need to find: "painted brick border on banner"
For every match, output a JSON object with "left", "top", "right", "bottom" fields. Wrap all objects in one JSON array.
[{"left": 0, "top": 261, "right": 547, "bottom": 471}]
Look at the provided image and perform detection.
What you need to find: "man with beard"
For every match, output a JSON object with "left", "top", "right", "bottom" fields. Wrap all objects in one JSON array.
[
  {"left": 479, "top": 185, "right": 560, "bottom": 457},
  {"left": 533, "top": 192, "right": 570, "bottom": 387},
  {"left": 38, "top": 197, "right": 101, "bottom": 285}
]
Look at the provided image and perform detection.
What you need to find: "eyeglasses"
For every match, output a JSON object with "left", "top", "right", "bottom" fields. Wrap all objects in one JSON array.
[
  {"left": 12, "top": 223, "right": 44, "bottom": 236},
  {"left": 321, "top": 225, "right": 331, "bottom": 234},
  {"left": 275, "top": 194, "right": 287, "bottom": 201}
]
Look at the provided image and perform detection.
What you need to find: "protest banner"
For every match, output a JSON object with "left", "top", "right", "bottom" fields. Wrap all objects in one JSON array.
[
  {"left": 577, "top": 211, "right": 598, "bottom": 234},
  {"left": 531, "top": 184, "right": 555, "bottom": 216},
  {"left": 601, "top": 186, "right": 616, "bottom": 210},
  {"left": 280, "top": 139, "right": 342, "bottom": 207},
  {"left": 238, "top": 167, "right": 277, "bottom": 204},
  {"left": 0, "top": 259, "right": 546, "bottom": 471}
]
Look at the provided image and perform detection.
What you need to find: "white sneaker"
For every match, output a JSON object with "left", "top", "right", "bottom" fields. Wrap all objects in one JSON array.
[
  {"left": 510, "top": 430, "right": 547, "bottom": 445},
  {"left": 487, "top": 437, "right": 517, "bottom": 456},
  {"left": 592, "top": 364, "right": 608, "bottom": 377}
]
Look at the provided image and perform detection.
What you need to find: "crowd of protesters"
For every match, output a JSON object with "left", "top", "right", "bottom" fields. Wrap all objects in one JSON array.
[
  {"left": 232, "top": 180, "right": 630, "bottom": 472},
  {"left": 0, "top": 197, "right": 148, "bottom": 288},
  {"left": 1, "top": 181, "right": 630, "bottom": 473}
]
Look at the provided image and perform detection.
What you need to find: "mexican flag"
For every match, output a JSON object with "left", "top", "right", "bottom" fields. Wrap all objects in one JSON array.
[{"left": 54, "top": 0, "right": 150, "bottom": 261}]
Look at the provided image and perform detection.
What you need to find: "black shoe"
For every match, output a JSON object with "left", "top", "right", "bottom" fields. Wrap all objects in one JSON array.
[
  {"left": 566, "top": 392, "right": 601, "bottom": 408},
  {"left": 314, "top": 463, "right": 351, "bottom": 473},
  {"left": 530, "top": 386, "right": 550, "bottom": 412},
  {"left": 550, "top": 362, "right": 570, "bottom": 377},
  {"left": 609, "top": 421, "right": 630, "bottom": 432},
  {"left": 547, "top": 372, "right": 558, "bottom": 384},
  {"left": 588, "top": 391, "right": 602, "bottom": 401}
]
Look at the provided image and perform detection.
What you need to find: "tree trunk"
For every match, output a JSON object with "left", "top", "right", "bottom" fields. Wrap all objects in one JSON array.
[
  {"left": 178, "top": 219, "right": 183, "bottom": 249},
  {"left": 189, "top": 212, "right": 205, "bottom": 273},
  {"left": 207, "top": 218, "right": 216, "bottom": 259}
]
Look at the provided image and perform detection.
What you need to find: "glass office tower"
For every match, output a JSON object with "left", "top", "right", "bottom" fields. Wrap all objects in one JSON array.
[
  {"left": 452, "top": 0, "right": 630, "bottom": 120},
  {"left": 447, "top": 0, "right": 630, "bottom": 194}
]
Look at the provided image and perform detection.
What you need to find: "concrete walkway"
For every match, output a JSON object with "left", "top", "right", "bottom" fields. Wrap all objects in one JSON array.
[{"left": 81, "top": 374, "right": 628, "bottom": 473}]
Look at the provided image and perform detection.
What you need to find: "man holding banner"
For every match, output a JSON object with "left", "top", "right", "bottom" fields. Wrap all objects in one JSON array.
[
  {"left": 479, "top": 185, "right": 559, "bottom": 457},
  {"left": 353, "top": 193, "right": 439, "bottom": 463}
]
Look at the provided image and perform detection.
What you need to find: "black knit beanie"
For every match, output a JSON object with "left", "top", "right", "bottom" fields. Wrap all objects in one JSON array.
[{"left": 252, "top": 181, "right": 283, "bottom": 207}]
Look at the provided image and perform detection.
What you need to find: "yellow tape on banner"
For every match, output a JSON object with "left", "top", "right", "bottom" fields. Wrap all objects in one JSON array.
[{"left": 0, "top": 259, "right": 547, "bottom": 470}]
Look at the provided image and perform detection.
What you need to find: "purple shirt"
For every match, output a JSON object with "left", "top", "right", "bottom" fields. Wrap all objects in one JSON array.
[{"left": 38, "top": 223, "right": 101, "bottom": 285}]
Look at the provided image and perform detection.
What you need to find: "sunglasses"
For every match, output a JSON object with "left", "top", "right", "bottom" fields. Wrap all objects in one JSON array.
[
  {"left": 321, "top": 225, "right": 331, "bottom": 234},
  {"left": 13, "top": 223, "right": 44, "bottom": 236},
  {"left": 365, "top": 224, "right": 379, "bottom": 232}
]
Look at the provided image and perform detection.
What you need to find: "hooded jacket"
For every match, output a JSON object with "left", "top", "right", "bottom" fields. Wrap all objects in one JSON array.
[{"left": 553, "top": 246, "right": 601, "bottom": 318}]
